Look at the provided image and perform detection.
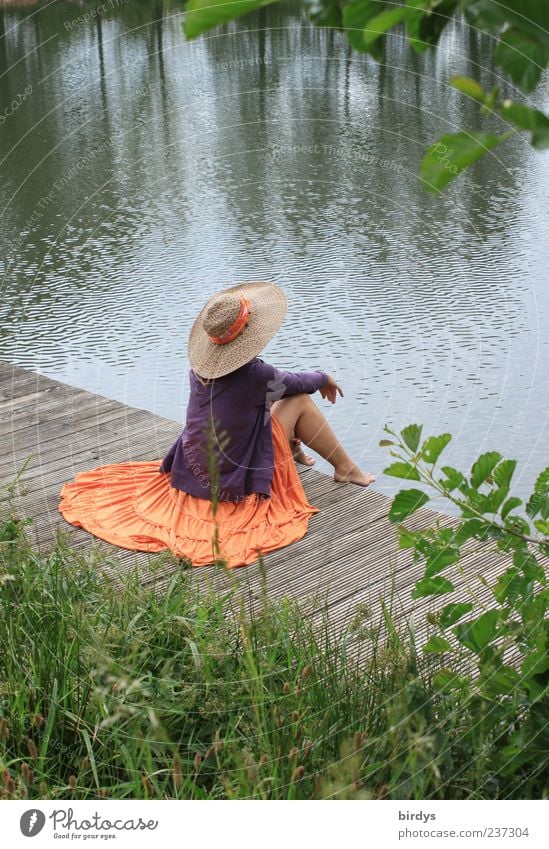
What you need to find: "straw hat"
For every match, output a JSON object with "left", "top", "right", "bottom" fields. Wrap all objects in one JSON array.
[{"left": 188, "top": 281, "right": 288, "bottom": 379}]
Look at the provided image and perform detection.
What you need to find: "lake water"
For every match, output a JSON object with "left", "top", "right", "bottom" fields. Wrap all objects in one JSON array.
[{"left": 1, "top": 0, "right": 548, "bottom": 504}]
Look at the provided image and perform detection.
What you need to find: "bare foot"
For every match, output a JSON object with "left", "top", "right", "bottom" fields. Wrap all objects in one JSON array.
[
  {"left": 333, "top": 464, "right": 375, "bottom": 487},
  {"left": 291, "top": 438, "right": 316, "bottom": 467}
]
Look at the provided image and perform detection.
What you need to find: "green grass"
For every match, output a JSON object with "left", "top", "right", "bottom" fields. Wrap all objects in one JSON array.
[{"left": 0, "top": 493, "right": 546, "bottom": 800}]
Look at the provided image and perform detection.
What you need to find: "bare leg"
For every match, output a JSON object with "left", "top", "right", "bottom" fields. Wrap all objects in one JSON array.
[
  {"left": 290, "top": 436, "right": 316, "bottom": 467},
  {"left": 270, "top": 394, "right": 375, "bottom": 487}
]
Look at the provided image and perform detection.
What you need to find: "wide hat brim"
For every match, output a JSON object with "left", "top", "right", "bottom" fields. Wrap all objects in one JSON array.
[{"left": 188, "top": 281, "right": 288, "bottom": 379}]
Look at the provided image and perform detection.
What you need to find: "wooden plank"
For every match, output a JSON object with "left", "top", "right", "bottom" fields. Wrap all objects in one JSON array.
[
  {"left": 0, "top": 402, "right": 165, "bottom": 455},
  {"left": 0, "top": 406, "right": 157, "bottom": 460},
  {"left": 7, "top": 427, "right": 180, "bottom": 499},
  {"left": 0, "top": 363, "right": 98, "bottom": 396},
  {"left": 0, "top": 368, "right": 43, "bottom": 395},
  {"left": 0, "top": 392, "right": 123, "bottom": 437},
  {"left": 0, "top": 384, "right": 44, "bottom": 407},
  {"left": 319, "top": 547, "right": 507, "bottom": 631},
  {"left": 0, "top": 414, "right": 179, "bottom": 481}
]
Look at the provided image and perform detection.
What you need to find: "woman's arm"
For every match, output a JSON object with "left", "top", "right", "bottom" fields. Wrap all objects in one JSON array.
[
  {"left": 319, "top": 374, "right": 344, "bottom": 404},
  {"left": 253, "top": 359, "right": 330, "bottom": 403}
]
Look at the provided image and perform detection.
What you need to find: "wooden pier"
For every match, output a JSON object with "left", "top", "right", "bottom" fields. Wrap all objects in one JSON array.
[{"left": 0, "top": 361, "right": 510, "bottom": 648}]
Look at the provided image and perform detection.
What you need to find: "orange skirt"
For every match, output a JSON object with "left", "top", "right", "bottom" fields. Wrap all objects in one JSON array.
[{"left": 58, "top": 414, "right": 319, "bottom": 568}]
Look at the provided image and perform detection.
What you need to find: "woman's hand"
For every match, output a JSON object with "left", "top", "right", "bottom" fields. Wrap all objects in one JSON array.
[{"left": 319, "top": 373, "right": 343, "bottom": 404}]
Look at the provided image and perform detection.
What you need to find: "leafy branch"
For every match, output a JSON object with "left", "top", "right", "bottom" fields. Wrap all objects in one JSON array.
[
  {"left": 380, "top": 423, "right": 549, "bottom": 778},
  {"left": 382, "top": 423, "right": 549, "bottom": 546},
  {"left": 182, "top": 0, "right": 549, "bottom": 192}
]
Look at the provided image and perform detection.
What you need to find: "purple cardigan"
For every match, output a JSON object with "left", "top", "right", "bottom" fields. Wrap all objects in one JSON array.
[{"left": 159, "top": 357, "right": 328, "bottom": 502}]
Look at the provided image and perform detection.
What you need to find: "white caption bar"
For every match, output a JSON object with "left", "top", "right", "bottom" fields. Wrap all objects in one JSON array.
[{"left": 3, "top": 799, "right": 547, "bottom": 848}]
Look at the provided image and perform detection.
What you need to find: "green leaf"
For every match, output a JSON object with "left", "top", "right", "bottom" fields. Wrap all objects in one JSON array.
[
  {"left": 534, "top": 519, "right": 549, "bottom": 536},
  {"left": 81, "top": 728, "right": 101, "bottom": 789},
  {"left": 379, "top": 439, "right": 395, "bottom": 447},
  {"left": 412, "top": 575, "right": 455, "bottom": 599},
  {"left": 513, "top": 546, "right": 537, "bottom": 571},
  {"left": 343, "top": 0, "right": 382, "bottom": 56},
  {"left": 423, "top": 635, "right": 452, "bottom": 654},
  {"left": 453, "top": 518, "right": 489, "bottom": 544},
  {"left": 513, "top": 548, "right": 545, "bottom": 584},
  {"left": 495, "top": 28, "right": 549, "bottom": 94},
  {"left": 362, "top": 6, "right": 410, "bottom": 51},
  {"left": 438, "top": 601, "right": 473, "bottom": 629},
  {"left": 303, "top": 0, "right": 343, "bottom": 28},
  {"left": 470, "top": 451, "right": 502, "bottom": 488},
  {"left": 493, "top": 458, "right": 517, "bottom": 489},
  {"left": 439, "top": 466, "right": 467, "bottom": 492},
  {"left": 492, "top": 567, "right": 525, "bottom": 604},
  {"left": 384, "top": 462, "right": 421, "bottom": 481},
  {"left": 454, "top": 609, "right": 499, "bottom": 654},
  {"left": 504, "top": 515, "right": 532, "bottom": 537},
  {"left": 521, "top": 651, "right": 549, "bottom": 680},
  {"left": 483, "top": 486, "right": 510, "bottom": 514},
  {"left": 480, "top": 84, "right": 499, "bottom": 115},
  {"left": 500, "top": 101, "right": 549, "bottom": 149},
  {"left": 400, "top": 423, "right": 422, "bottom": 452},
  {"left": 433, "top": 668, "right": 468, "bottom": 691},
  {"left": 406, "top": 0, "right": 458, "bottom": 53},
  {"left": 420, "top": 131, "right": 509, "bottom": 193},
  {"left": 526, "top": 467, "right": 549, "bottom": 518},
  {"left": 493, "top": 527, "right": 513, "bottom": 549},
  {"left": 501, "top": 496, "right": 522, "bottom": 520},
  {"left": 462, "top": 0, "right": 505, "bottom": 32},
  {"left": 183, "top": 0, "right": 279, "bottom": 40},
  {"left": 421, "top": 433, "right": 452, "bottom": 464},
  {"left": 464, "top": 0, "right": 549, "bottom": 39},
  {"left": 424, "top": 546, "right": 460, "bottom": 577},
  {"left": 361, "top": 761, "right": 385, "bottom": 779},
  {"left": 521, "top": 591, "right": 549, "bottom": 630},
  {"left": 389, "top": 488, "right": 429, "bottom": 523},
  {"left": 526, "top": 491, "right": 545, "bottom": 518},
  {"left": 480, "top": 665, "right": 520, "bottom": 697},
  {"left": 450, "top": 75, "right": 486, "bottom": 102},
  {"left": 396, "top": 526, "right": 425, "bottom": 549},
  {"left": 534, "top": 467, "right": 549, "bottom": 493}
]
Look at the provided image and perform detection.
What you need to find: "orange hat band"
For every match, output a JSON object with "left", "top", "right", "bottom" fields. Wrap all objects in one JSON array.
[{"left": 208, "top": 296, "right": 252, "bottom": 345}]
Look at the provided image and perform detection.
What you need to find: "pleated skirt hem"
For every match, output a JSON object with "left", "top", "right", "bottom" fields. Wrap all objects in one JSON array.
[{"left": 58, "top": 415, "right": 319, "bottom": 568}]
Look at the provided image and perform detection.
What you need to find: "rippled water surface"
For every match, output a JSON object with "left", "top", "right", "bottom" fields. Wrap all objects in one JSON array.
[{"left": 1, "top": 1, "right": 548, "bottom": 501}]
